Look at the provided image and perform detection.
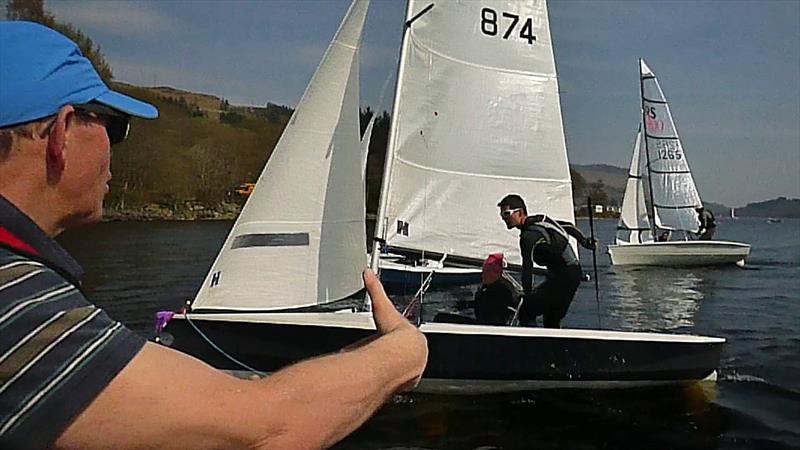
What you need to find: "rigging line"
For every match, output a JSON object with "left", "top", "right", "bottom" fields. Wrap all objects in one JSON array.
[
  {"left": 640, "top": 60, "right": 658, "bottom": 238},
  {"left": 587, "top": 197, "right": 602, "bottom": 330},
  {"left": 405, "top": 3, "right": 434, "bottom": 28},
  {"left": 184, "top": 314, "right": 266, "bottom": 377}
]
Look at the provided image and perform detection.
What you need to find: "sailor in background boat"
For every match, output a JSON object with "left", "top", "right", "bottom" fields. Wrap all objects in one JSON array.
[
  {"left": 473, "top": 253, "right": 518, "bottom": 326},
  {"left": 498, "top": 194, "right": 597, "bottom": 328},
  {"left": 696, "top": 207, "right": 717, "bottom": 240}
]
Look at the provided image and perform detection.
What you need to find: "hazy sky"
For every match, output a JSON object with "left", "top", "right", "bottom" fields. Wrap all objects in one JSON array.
[{"left": 42, "top": 0, "right": 799, "bottom": 207}]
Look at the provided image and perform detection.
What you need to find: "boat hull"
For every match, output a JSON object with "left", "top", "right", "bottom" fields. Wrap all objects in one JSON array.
[
  {"left": 607, "top": 240, "right": 750, "bottom": 267},
  {"left": 161, "top": 313, "right": 724, "bottom": 394}
]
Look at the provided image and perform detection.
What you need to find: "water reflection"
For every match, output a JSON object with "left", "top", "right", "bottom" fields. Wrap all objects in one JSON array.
[
  {"left": 334, "top": 383, "right": 722, "bottom": 450},
  {"left": 608, "top": 267, "right": 707, "bottom": 332}
]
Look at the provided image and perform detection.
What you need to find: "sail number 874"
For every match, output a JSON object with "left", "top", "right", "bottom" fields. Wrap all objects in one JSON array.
[{"left": 480, "top": 8, "right": 536, "bottom": 44}]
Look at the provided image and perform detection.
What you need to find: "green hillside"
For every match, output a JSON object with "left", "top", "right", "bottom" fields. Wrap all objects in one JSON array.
[
  {"left": 737, "top": 197, "right": 800, "bottom": 218},
  {"left": 103, "top": 85, "right": 628, "bottom": 220},
  {"left": 105, "top": 84, "right": 291, "bottom": 217}
]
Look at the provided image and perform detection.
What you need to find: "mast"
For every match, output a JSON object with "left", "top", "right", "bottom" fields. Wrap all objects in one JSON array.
[
  {"left": 369, "top": 0, "right": 416, "bottom": 272},
  {"left": 640, "top": 58, "right": 658, "bottom": 238}
]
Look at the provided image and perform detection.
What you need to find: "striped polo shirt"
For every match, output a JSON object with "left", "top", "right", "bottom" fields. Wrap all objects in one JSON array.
[{"left": 0, "top": 196, "right": 145, "bottom": 449}]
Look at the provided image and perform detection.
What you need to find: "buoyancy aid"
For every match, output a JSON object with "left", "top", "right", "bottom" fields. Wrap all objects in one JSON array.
[{"left": 522, "top": 214, "right": 579, "bottom": 270}]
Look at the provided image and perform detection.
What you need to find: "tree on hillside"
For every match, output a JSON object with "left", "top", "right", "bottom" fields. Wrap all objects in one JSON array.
[
  {"left": 587, "top": 179, "right": 609, "bottom": 206},
  {"left": 190, "top": 141, "right": 235, "bottom": 203},
  {"left": 6, "top": 0, "right": 113, "bottom": 83},
  {"left": 570, "top": 168, "right": 587, "bottom": 201}
]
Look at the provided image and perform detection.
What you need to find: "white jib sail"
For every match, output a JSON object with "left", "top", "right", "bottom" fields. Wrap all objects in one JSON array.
[
  {"left": 640, "top": 59, "right": 702, "bottom": 233},
  {"left": 380, "top": 0, "right": 574, "bottom": 265},
  {"left": 616, "top": 127, "right": 652, "bottom": 244},
  {"left": 192, "top": 0, "right": 370, "bottom": 311}
]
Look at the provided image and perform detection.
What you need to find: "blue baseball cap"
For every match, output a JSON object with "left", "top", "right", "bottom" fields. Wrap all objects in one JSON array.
[{"left": 0, "top": 21, "right": 158, "bottom": 128}]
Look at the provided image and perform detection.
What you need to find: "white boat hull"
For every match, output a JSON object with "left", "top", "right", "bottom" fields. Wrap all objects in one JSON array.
[{"left": 607, "top": 240, "right": 750, "bottom": 266}]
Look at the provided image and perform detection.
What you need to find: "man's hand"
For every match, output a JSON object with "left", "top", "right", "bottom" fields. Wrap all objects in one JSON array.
[
  {"left": 363, "top": 269, "right": 428, "bottom": 391},
  {"left": 582, "top": 237, "right": 599, "bottom": 250}
]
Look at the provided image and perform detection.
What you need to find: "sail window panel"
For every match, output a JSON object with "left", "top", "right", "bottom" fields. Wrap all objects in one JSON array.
[
  {"left": 195, "top": 232, "right": 318, "bottom": 311},
  {"left": 232, "top": 233, "right": 310, "bottom": 248},
  {"left": 654, "top": 207, "right": 701, "bottom": 233}
]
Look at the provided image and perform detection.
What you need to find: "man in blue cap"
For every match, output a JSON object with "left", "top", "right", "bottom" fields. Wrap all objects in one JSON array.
[{"left": 0, "top": 22, "right": 427, "bottom": 450}]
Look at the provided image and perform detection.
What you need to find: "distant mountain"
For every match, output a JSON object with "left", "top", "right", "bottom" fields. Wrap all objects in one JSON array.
[
  {"left": 736, "top": 197, "right": 800, "bottom": 218},
  {"left": 569, "top": 164, "right": 736, "bottom": 217},
  {"left": 571, "top": 164, "right": 627, "bottom": 206}
]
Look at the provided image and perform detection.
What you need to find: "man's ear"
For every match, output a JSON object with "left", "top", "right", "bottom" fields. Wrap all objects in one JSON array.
[{"left": 46, "top": 105, "right": 74, "bottom": 184}]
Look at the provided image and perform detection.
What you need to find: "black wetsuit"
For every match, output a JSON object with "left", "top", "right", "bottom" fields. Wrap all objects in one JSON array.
[
  {"left": 698, "top": 210, "right": 716, "bottom": 240},
  {"left": 519, "top": 215, "right": 586, "bottom": 328},
  {"left": 474, "top": 277, "right": 518, "bottom": 325}
]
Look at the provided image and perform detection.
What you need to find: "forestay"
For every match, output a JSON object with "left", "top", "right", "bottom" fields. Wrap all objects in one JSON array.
[
  {"left": 192, "top": 0, "right": 369, "bottom": 311},
  {"left": 380, "top": 0, "right": 574, "bottom": 265},
  {"left": 640, "top": 59, "right": 702, "bottom": 233},
  {"left": 616, "top": 127, "right": 653, "bottom": 244}
]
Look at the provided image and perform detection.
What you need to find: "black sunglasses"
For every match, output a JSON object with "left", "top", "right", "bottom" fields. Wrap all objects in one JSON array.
[{"left": 74, "top": 103, "right": 130, "bottom": 146}]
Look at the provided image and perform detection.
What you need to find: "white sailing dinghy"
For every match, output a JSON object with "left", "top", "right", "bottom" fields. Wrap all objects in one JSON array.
[
  {"left": 159, "top": 0, "right": 725, "bottom": 393},
  {"left": 607, "top": 60, "right": 750, "bottom": 267}
]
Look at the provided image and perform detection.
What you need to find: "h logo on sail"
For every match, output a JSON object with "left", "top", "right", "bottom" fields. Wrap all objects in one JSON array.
[{"left": 396, "top": 220, "right": 409, "bottom": 236}]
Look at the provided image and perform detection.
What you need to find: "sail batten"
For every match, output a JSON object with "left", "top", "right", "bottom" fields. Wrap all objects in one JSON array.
[
  {"left": 379, "top": 0, "right": 575, "bottom": 264},
  {"left": 191, "top": 0, "right": 370, "bottom": 312}
]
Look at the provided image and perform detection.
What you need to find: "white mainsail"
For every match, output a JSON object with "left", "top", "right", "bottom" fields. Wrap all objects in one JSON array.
[
  {"left": 377, "top": 0, "right": 574, "bottom": 265},
  {"left": 640, "top": 59, "right": 702, "bottom": 233},
  {"left": 192, "top": 0, "right": 370, "bottom": 311},
  {"left": 616, "top": 127, "right": 653, "bottom": 244}
]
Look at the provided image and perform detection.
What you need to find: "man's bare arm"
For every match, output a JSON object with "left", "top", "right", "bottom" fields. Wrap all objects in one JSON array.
[{"left": 55, "top": 270, "right": 427, "bottom": 450}]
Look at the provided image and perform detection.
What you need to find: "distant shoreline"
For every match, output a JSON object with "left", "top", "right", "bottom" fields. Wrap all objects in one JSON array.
[
  {"left": 102, "top": 202, "right": 623, "bottom": 222},
  {"left": 103, "top": 202, "right": 242, "bottom": 221}
]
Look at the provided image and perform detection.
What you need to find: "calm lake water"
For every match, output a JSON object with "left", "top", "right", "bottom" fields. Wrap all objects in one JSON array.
[{"left": 58, "top": 218, "right": 800, "bottom": 449}]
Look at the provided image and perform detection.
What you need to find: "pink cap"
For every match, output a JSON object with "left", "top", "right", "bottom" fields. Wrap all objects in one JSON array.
[{"left": 483, "top": 253, "right": 505, "bottom": 273}]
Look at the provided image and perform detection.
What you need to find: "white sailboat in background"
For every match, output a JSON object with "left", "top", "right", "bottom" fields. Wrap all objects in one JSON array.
[
  {"left": 160, "top": 1, "right": 726, "bottom": 393},
  {"left": 607, "top": 59, "right": 750, "bottom": 267}
]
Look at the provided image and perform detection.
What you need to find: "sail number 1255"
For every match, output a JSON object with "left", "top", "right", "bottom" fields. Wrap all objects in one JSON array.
[{"left": 480, "top": 8, "right": 536, "bottom": 44}]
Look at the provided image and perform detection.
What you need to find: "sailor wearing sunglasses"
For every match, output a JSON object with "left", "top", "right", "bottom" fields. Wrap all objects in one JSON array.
[
  {"left": 497, "top": 194, "right": 597, "bottom": 328},
  {"left": 0, "top": 21, "right": 426, "bottom": 450}
]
